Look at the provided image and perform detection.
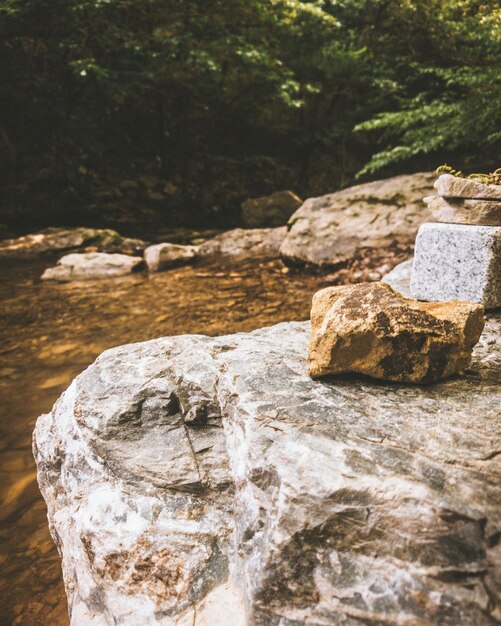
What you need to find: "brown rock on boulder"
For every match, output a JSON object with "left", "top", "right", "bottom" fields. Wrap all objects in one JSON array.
[
  {"left": 241, "top": 191, "right": 302, "bottom": 227},
  {"left": 308, "top": 282, "right": 484, "bottom": 384},
  {"left": 424, "top": 195, "right": 501, "bottom": 226}
]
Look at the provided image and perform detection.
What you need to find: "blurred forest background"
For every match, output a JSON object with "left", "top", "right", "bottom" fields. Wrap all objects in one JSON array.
[{"left": 1, "top": 0, "right": 499, "bottom": 234}]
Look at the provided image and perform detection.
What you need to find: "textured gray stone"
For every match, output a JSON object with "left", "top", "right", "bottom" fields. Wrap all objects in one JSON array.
[
  {"left": 424, "top": 195, "right": 501, "bottom": 226},
  {"left": 435, "top": 174, "right": 501, "bottom": 200},
  {"left": 411, "top": 223, "right": 501, "bottom": 309},
  {"left": 144, "top": 243, "right": 198, "bottom": 272},
  {"left": 34, "top": 316, "right": 501, "bottom": 625},
  {"left": 280, "top": 172, "right": 435, "bottom": 267},
  {"left": 41, "top": 252, "right": 145, "bottom": 281}
]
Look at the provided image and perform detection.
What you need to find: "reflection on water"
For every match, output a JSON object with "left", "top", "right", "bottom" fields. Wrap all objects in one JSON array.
[{"left": 0, "top": 256, "right": 335, "bottom": 625}]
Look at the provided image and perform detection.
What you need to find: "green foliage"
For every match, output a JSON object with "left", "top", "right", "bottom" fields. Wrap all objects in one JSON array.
[
  {"left": 0, "top": 0, "right": 499, "bottom": 228},
  {"left": 355, "top": 1, "right": 501, "bottom": 177}
]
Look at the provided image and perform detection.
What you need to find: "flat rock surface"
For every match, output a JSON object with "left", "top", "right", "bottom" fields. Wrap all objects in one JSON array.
[
  {"left": 435, "top": 174, "right": 501, "bottom": 200},
  {"left": 0, "top": 227, "right": 146, "bottom": 259},
  {"left": 34, "top": 312, "right": 501, "bottom": 624},
  {"left": 424, "top": 195, "right": 501, "bottom": 226},
  {"left": 280, "top": 172, "right": 435, "bottom": 267},
  {"left": 41, "top": 252, "right": 145, "bottom": 281}
]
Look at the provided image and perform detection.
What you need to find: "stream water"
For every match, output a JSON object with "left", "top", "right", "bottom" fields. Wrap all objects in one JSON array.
[{"left": 0, "top": 255, "right": 336, "bottom": 626}]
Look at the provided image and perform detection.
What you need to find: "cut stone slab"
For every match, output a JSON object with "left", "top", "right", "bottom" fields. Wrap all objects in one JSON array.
[
  {"left": 144, "top": 243, "right": 198, "bottom": 272},
  {"left": 41, "top": 252, "right": 145, "bottom": 281},
  {"left": 33, "top": 317, "right": 501, "bottom": 625},
  {"left": 198, "top": 227, "right": 286, "bottom": 259},
  {"left": 411, "top": 222, "right": 501, "bottom": 309},
  {"left": 241, "top": 190, "right": 302, "bottom": 228},
  {"left": 308, "top": 282, "right": 484, "bottom": 383},
  {"left": 280, "top": 172, "right": 435, "bottom": 267},
  {"left": 424, "top": 194, "right": 501, "bottom": 226},
  {"left": 435, "top": 173, "right": 501, "bottom": 200}
]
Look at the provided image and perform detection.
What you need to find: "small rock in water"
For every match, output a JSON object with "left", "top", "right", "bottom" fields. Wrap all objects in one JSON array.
[
  {"left": 434, "top": 173, "right": 501, "bottom": 200},
  {"left": 411, "top": 222, "right": 501, "bottom": 308},
  {"left": 424, "top": 195, "right": 501, "bottom": 226},
  {"left": 41, "top": 252, "right": 144, "bottom": 281},
  {"left": 144, "top": 242, "right": 198, "bottom": 272},
  {"left": 308, "top": 282, "right": 484, "bottom": 383}
]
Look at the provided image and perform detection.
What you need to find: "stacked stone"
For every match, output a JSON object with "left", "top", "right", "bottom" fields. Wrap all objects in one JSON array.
[{"left": 411, "top": 173, "right": 501, "bottom": 309}]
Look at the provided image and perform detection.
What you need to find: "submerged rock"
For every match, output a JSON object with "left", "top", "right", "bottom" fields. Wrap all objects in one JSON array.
[
  {"left": 41, "top": 252, "right": 145, "bottom": 281},
  {"left": 34, "top": 313, "right": 500, "bottom": 624},
  {"left": 241, "top": 190, "right": 302, "bottom": 228},
  {"left": 198, "top": 227, "right": 286, "bottom": 259},
  {"left": 280, "top": 172, "right": 435, "bottom": 267},
  {"left": 144, "top": 243, "right": 198, "bottom": 271},
  {"left": 434, "top": 173, "right": 501, "bottom": 200},
  {"left": 0, "top": 227, "right": 146, "bottom": 259},
  {"left": 308, "top": 282, "right": 484, "bottom": 383}
]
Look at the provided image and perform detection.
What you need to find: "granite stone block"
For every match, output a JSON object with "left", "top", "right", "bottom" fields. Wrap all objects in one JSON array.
[{"left": 411, "top": 222, "right": 501, "bottom": 309}]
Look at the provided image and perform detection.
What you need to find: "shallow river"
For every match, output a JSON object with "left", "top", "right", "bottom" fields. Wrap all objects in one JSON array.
[{"left": 0, "top": 255, "right": 337, "bottom": 626}]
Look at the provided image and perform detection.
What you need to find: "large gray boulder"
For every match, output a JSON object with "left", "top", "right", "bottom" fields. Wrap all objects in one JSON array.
[
  {"left": 0, "top": 227, "right": 146, "bottom": 259},
  {"left": 34, "top": 313, "right": 500, "bottom": 624},
  {"left": 280, "top": 172, "right": 435, "bottom": 267}
]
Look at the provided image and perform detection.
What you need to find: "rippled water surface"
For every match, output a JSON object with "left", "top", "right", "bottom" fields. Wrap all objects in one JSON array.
[{"left": 0, "top": 255, "right": 337, "bottom": 625}]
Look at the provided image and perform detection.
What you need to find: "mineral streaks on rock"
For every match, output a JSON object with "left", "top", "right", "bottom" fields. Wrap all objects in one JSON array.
[
  {"left": 41, "top": 252, "right": 145, "bottom": 281},
  {"left": 308, "top": 282, "right": 484, "bottom": 383},
  {"left": 411, "top": 222, "right": 501, "bottom": 309},
  {"left": 280, "top": 172, "right": 435, "bottom": 267},
  {"left": 34, "top": 319, "right": 501, "bottom": 624},
  {"left": 434, "top": 173, "right": 501, "bottom": 200}
]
